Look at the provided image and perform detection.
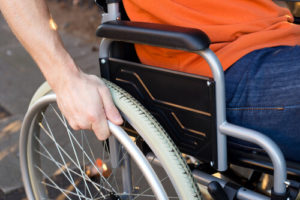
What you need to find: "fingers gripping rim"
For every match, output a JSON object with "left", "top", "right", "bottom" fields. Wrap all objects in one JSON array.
[
  {"left": 103, "top": 79, "right": 202, "bottom": 200},
  {"left": 26, "top": 80, "right": 202, "bottom": 200}
]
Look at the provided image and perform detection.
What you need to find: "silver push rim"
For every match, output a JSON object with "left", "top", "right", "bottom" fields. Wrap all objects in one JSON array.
[{"left": 20, "top": 93, "right": 169, "bottom": 200}]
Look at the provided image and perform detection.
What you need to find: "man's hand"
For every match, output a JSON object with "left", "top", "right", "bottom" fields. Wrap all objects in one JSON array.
[{"left": 54, "top": 70, "right": 123, "bottom": 140}]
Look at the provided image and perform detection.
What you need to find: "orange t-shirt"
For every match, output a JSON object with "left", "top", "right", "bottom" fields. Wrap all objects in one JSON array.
[{"left": 123, "top": 0, "right": 300, "bottom": 77}]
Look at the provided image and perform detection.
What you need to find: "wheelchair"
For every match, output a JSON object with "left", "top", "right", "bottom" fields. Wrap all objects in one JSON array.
[{"left": 19, "top": 0, "right": 300, "bottom": 199}]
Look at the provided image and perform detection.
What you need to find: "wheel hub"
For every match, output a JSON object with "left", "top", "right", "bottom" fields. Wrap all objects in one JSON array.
[{"left": 104, "top": 192, "right": 121, "bottom": 200}]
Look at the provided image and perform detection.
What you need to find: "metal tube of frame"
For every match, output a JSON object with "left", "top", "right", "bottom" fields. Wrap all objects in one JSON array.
[
  {"left": 99, "top": 38, "right": 113, "bottom": 58},
  {"left": 101, "top": 3, "right": 121, "bottom": 23},
  {"left": 107, "top": 3, "right": 120, "bottom": 14},
  {"left": 192, "top": 170, "right": 270, "bottom": 200},
  {"left": 121, "top": 150, "right": 133, "bottom": 198},
  {"left": 198, "top": 49, "right": 228, "bottom": 171},
  {"left": 219, "top": 122, "right": 287, "bottom": 194},
  {"left": 109, "top": 136, "right": 122, "bottom": 168}
]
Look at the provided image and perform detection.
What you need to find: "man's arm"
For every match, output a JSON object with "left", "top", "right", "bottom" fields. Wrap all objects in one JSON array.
[{"left": 0, "top": 0, "right": 123, "bottom": 140}]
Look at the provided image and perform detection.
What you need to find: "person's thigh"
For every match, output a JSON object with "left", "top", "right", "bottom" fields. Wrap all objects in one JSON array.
[{"left": 225, "top": 45, "right": 300, "bottom": 162}]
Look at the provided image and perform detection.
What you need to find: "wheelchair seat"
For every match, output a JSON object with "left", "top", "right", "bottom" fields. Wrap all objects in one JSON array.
[{"left": 96, "top": 1, "right": 300, "bottom": 198}]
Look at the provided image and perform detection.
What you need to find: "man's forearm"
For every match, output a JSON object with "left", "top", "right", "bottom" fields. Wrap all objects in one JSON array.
[
  {"left": 0, "top": 0, "right": 78, "bottom": 90},
  {"left": 0, "top": 0, "right": 123, "bottom": 140}
]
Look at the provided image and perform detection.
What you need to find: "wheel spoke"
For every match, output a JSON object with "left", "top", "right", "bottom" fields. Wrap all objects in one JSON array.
[
  {"left": 50, "top": 105, "right": 117, "bottom": 193},
  {"left": 81, "top": 130, "right": 98, "bottom": 163},
  {"left": 106, "top": 135, "right": 140, "bottom": 183},
  {"left": 39, "top": 115, "right": 86, "bottom": 199},
  {"left": 103, "top": 139, "right": 122, "bottom": 192},
  {"left": 81, "top": 130, "right": 104, "bottom": 199},
  {"left": 61, "top": 116, "right": 93, "bottom": 198},
  {"left": 133, "top": 176, "right": 169, "bottom": 200},
  {"left": 35, "top": 136, "right": 79, "bottom": 192},
  {"left": 35, "top": 165, "right": 74, "bottom": 200},
  {"left": 41, "top": 180, "right": 91, "bottom": 199},
  {"left": 35, "top": 149, "right": 112, "bottom": 192},
  {"left": 131, "top": 154, "right": 155, "bottom": 194},
  {"left": 80, "top": 132, "right": 87, "bottom": 197},
  {"left": 38, "top": 120, "right": 110, "bottom": 195}
]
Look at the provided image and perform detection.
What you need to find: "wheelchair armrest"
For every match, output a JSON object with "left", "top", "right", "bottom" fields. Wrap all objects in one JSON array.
[{"left": 96, "top": 20, "right": 210, "bottom": 52}]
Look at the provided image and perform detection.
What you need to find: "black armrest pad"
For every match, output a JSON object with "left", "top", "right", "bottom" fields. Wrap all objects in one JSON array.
[{"left": 96, "top": 20, "right": 210, "bottom": 51}]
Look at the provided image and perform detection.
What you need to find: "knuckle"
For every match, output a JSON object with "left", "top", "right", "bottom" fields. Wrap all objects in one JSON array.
[
  {"left": 99, "top": 85, "right": 110, "bottom": 94},
  {"left": 79, "top": 123, "right": 91, "bottom": 130},
  {"left": 96, "top": 130, "right": 110, "bottom": 141},
  {"left": 69, "top": 121, "right": 79, "bottom": 130},
  {"left": 87, "top": 112, "right": 98, "bottom": 123},
  {"left": 72, "top": 115, "right": 93, "bottom": 130}
]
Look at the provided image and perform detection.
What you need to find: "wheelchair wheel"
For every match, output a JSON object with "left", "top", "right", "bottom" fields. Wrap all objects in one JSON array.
[{"left": 20, "top": 80, "right": 202, "bottom": 200}]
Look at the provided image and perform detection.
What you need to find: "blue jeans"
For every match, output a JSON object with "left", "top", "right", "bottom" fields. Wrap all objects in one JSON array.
[{"left": 225, "top": 46, "right": 300, "bottom": 162}]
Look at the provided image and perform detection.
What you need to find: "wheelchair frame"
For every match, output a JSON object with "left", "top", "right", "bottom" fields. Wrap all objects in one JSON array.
[
  {"left": 18, "top": 1, "right": 300, "bottom": 200},
  {"left": 96, "top": 1, "right": 293, "bottom": 199}
]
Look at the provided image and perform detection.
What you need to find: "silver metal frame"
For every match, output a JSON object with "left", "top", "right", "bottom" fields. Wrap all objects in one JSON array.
[
  {"left": 147, "top": 153, "right": 270, "bottom": 200},
  {"left": 192, "top": 170, "right": 270, "bottom": 200},
  {"left": 109, "top": 136, "right": 133, "bottom": 197},
  {"left": 198, "top": 50, "right": 227, "bottom": 171},
  {"left": 99, "top": 1, "right": 288, "bottom": 197},
  {"left": 101, "top": 3, "right": 121, "bottom": 23},
  {"left": 220, "top": 123, "right": 286, "bottom": 194}
]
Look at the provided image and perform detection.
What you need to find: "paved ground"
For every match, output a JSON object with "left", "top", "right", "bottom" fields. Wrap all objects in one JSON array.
[{"left": 0, "top": 12, "right": 100, "bottom": 199}]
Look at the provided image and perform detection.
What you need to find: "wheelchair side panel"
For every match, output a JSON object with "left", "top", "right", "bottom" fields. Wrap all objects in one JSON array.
[{"left": 101, "top": 57, "right": 218, "bottom": 164}]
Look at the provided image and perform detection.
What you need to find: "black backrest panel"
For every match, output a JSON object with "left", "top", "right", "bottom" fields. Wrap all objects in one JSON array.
[
  {"left": 101, "top": 57, "right": 218, "bottom": 163},
  {"left": 110, "top": 42, "right": 140, "bottom": 62}
]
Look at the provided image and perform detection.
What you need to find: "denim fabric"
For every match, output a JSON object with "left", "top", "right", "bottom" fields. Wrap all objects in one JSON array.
[{"left": 225, "top": 46, "right": 300, "bottom": 162}]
